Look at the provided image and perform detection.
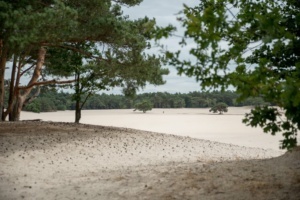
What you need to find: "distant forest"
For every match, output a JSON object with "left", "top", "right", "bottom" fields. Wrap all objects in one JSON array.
[{"left": 15, "top": 87, "right": 270, "bottom": 113}]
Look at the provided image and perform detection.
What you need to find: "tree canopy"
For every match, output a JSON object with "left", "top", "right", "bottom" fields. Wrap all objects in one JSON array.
[
  {"left": 134, "top": 100, "right": 153, "bottom": 113},
  {"left": 166, "top": 0, "right": 300, "bottom": 149},
  {"left": 209, "top": 102, "right": 228, "bottom": 115},
  {"left": 0, "top": 0, "right": 168, "bottom": 121}
]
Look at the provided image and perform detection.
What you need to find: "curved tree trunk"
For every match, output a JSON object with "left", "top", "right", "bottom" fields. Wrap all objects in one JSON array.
[
  {"left": 9, "top": 47, "right": 46, "bottom": 121},
  {"left": 6, "top": 47, "right": 74, "bottom": 121}
]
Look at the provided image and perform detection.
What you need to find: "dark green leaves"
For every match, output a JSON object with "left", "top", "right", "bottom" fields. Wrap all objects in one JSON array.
[
  {"left": 209, "top": 102, "right": 228, "bottom": 114},
  {"left": 134, "top": 100, "right": 152, "bottom": 113},
  {"left": 166, "top": 0, "right": 300, "bottom": 149},
  {"left": 243, "top": 106, "right": 298, "bottom": 150}
]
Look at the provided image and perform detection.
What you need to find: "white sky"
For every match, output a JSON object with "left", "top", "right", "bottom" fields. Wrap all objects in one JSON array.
[{"left": 113, "top": 0, "right": 201, "bottom": 94}]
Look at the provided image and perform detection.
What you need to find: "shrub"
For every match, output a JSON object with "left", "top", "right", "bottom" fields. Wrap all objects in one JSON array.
[{"left": 209, "top": 103, "right": 228, "bottom": 114}]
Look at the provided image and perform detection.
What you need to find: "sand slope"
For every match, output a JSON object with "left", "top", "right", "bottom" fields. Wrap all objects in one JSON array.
[{"left": 0, "top": 122, "right": 299, "bottom": 200}]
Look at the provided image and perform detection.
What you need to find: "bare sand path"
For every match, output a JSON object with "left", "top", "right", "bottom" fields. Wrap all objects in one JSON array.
[{"left": 1, "top": 122, "right": 299, "bottom": 200}]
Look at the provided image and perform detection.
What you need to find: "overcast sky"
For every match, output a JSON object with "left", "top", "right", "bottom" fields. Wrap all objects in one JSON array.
[
  {"left": 5, "top": 0, "right": 201, "bottom": 95},
  {"left": 115, "top": 0, "right": 201, "bottom": 94}
]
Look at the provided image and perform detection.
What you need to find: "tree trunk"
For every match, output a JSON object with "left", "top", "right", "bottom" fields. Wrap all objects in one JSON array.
[
  {"left": 8, "top": 55, "right": 17, "bottom": 121},
  {"left": 10, "top": 47, "right": 46, "bottom": 121},
  {"left": 74, "top": 71, "right": 81, "bottom": 123},
  {"left": 0, "top": 44, "right": 7, "bottom": 121},
  {"left": 10, "top": 95, "right": 24, "bottom": 121},
  {"left": 75, "top": 100, "right": 81, "bottom": 123}
]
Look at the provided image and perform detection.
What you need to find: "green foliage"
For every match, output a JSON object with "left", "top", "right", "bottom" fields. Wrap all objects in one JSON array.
[
  {"left": 209, "top": 102, "right": 228, "bottom": 114},
  {"left": 1, "top": 0, "right": 145, "bottom": 49},
  {"left": 134, "top": 101, "right": 152, "bottom": 113},
  {"left": 24, "top": 101, "right": 40, "bottom": 113},
  {"left": 23, "top": 88, "right": 269, "bottom": 112},
  {"left": 23, "top": 87, "right": 71, "bottom": 112},
  {"left": 64, "top": 16, "right": 169, "bottom": 122},
  {"left": 167, "top": 0, "right": 300, "bottom": 149},
  {"left": 0, "top": 0, "right": 170, "bottom": 122},
  {"left": 243, "top": 106, "right": 297, "bottom": 150}
]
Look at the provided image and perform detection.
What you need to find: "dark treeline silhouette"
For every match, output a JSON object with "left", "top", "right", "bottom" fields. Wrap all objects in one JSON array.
[{"left": 22, "top": 87, "right": 269, "bottom": 113}]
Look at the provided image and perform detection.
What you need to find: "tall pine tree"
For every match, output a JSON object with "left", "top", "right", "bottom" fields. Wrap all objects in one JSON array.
[{"left": 0, "top": 0, "right": 168, "bottom": 121}]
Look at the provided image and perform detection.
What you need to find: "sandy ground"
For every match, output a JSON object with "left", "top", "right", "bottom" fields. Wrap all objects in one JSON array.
[
  {"left": 0, "top": 121, "right": 299, "bottom": 200},
  {"left": 20, "top": 107, "right": 295, "bottom": 151}
]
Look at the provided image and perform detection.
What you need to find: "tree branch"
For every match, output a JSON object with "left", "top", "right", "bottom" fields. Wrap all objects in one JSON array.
[
  {"left": 23, "top": 86, "right": 41, "bottom": 108},
  {"left": 18, "top": 79, "right": 76, "bottom": 90},
  {"left": 20, "top": 63, "right": 36, "bottom": 76},
  {"left": 80, "top": 92, "right": 93, "bottom": 110},
  {"left": 225, "top": 5, "right": 238, "bottom": 20}
]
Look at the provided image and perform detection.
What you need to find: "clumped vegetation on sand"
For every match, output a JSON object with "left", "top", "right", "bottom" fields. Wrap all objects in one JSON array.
[
  {"left": 209, "top": 103, "right": 228, "bottom": 115},
  {"left": 134, "top": 101, "right": 153, "bottom": 113}
]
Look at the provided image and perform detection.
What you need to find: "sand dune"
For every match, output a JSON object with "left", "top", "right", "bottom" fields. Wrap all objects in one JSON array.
[{"left": 1, "top": 121, "right": 299, "bottom": 199}]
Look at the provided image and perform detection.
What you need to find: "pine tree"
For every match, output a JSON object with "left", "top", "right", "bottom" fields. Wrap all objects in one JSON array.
[{"left": 0, "top": 0, "right": 168, "bottom": 121}]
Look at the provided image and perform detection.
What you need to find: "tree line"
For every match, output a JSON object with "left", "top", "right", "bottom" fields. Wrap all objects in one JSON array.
[{"left": 21, "top": 87, "right": 269, "bottom": 112}]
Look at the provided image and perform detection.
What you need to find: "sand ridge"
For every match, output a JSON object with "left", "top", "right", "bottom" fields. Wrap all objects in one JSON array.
[{"left": 1, "top": 121, "right": 299, "bottom": 199}]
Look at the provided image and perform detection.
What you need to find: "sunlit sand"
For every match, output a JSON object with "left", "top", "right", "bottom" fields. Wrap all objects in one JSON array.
[
  {"left": 2, "top": 108, "right": 299, "bottom": 199},
  {"left": 21, "top": 107, "right": 290, "bottom": 150}
]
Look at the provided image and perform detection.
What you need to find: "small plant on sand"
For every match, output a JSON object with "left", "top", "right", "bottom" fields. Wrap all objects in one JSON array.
[
  {"left": 209, "top": 103, "right": 228, "bottom": 115},
  {"left": 134, "top": 101, "right": 152, "bottom": 113}
]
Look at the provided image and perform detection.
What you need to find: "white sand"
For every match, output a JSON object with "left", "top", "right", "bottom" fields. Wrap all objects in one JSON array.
[
  {"left": 21, "top": 107, "right": 295, "bottom": 151},
  {"left": 1, "top": 108, "right": 298, "bottom": 199},
  {"left": 1, "top": 122, "right": 296, "bottom": 200}
]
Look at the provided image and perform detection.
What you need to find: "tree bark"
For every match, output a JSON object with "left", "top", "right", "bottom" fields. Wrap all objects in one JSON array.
[
  {"left": 75, "top": 100, "right": 81, "bottom": 123},
  {"left": 10, "top": 47, "right": 46, "bottom": 121},
  {"left": 0, "top": 43, "right": 7, "bottom": 121},
  {"left": 5, "top": 52, "right": 23, "bottom": 121},
  {"left": 7, "top": 55, "right": 17, "bottom": 121},
  {"left": 18, "top": 79, "right": 75, "bottom": 90},
  {"left": 75, "top": 72, "right": 81, "bottom": 123},
  {"left": 10, "top": 95, "right": 24, "bottom": 121}
]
